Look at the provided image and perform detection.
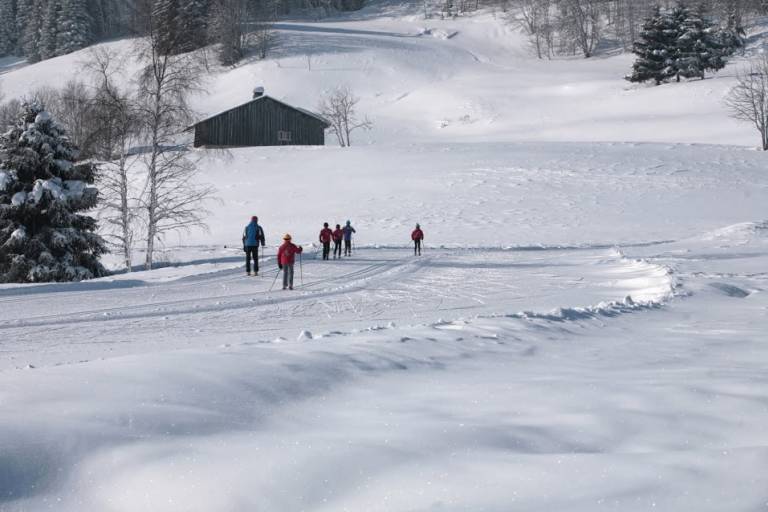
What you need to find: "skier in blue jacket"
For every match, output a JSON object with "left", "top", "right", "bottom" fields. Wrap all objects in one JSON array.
[
  {"left": 242, "top": 216, "right": 266, "bottom": 275},
  {"left": 342, "top": 220, "right": 356, "bottom": 256}
]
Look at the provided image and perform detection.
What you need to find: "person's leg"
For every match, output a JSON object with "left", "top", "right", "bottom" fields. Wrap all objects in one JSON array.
[
  {"left": 334, "top": 241, "right": 341, "bottom": 258},
  {"left": 282, "top": 265, "right": 289, "bottom": 289},
  {"left": 245, "top": 247, "right": 253, "bottom": 274},
  {"left": 287, "top": 265, "right": 295, "bottom": 289},
  {"left": 254, "top": 246, "right": 260, "bottom": 274}
]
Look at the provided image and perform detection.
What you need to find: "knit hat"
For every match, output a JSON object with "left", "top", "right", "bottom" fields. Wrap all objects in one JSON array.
[
  {"left": 251, "top": 216, "right": 258, "bottom": 221},
  {"left": 283, "top": 233, "right": 292, "bottom": 240}
]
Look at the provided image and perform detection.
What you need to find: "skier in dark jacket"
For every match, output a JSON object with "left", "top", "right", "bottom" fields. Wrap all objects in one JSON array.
[
  {"left": 242, "top": 216, "right": 266, "bottom": 275},
  {"left": 277, "top": 234, "right": 303, "bottom": 290},
  {"left": 319, "top": 223, "right": 333, "bottom": 261},
  {"left": 332, "top": 224, "right": 343, "bottom": 259},
  {"left": 411, "top": 223, "right": 424, "bottom": 256},
  {"left": 342, "top": 220, "right": 356, "bottom": 256}
]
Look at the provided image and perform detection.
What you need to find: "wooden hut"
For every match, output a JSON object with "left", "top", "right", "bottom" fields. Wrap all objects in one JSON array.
[{"left": 190, "top": 92, "right": 330, "bottom": 148}]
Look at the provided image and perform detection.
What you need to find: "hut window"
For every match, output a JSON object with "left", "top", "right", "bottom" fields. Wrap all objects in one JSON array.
[{"left": 278, "top": 130, "right": 292, "bottom": 142}]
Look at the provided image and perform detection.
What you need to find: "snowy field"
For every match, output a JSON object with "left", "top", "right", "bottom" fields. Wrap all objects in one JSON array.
[{"left": 2, "top": 1, "right": 768, "bottom": 511}]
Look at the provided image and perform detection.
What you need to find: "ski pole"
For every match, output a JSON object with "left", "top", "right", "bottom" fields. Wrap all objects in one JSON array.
[
  {"left": 299, "top": 253, "right": 304, "bottom": 286},
  {"left": 269, "top": 268, "right": 281, "bottom": 292}
]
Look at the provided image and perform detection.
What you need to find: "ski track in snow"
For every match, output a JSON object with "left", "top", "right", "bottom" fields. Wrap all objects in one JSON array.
[{"left": 0, "top": 246, "right": 673, "bottom": 371}]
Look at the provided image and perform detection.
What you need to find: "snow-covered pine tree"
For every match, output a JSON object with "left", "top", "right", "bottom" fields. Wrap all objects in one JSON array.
[
  {"left": 39, "top": 0, "right": 61, "bottom": 60},
  {"left": 0, "top": 0, "right": 18, "bottom": 56},
  {"left": 0, "top": 102, "right": 107, "bottom": 283},
  {"left": 674, "top": 4, "right": 727, "bottom": 81},
  {"left": 176, "top": 0, "right": 209, "bottom": 52},
  {"left": 627, "top": 6, "right": 677, "bottom": 85},
  {"left": 152, "top": 0, "right": 179, "bottom": 55},
  {"left": 56, "top": 0, "right": 93, "bottom": 55},
  {"left": 18, "top": 0, "right": 43, "bottom": 62},
  {"left": 717, "top": 13, "right": 745, "bottom": 57}
]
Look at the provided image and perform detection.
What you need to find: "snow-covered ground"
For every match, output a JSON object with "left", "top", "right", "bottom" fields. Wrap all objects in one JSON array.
[{"left": 2, "top": 2, "right": 768, "bottom": 511}]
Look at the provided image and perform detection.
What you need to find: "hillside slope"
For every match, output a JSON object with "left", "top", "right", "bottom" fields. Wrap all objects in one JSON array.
[{"left": 0, "top": 3, "right": 757, "bottom": 147}]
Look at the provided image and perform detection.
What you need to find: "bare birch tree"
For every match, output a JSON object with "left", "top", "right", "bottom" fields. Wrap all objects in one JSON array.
[
  {"left": 84, "top": 47, "right": 142, "bottom": 271},
  {"left": 209, "top": 0, "right": 277, "bottom": 65},
  {"left": 516, "top": 0, "right": 554, "bottom": 59},
  {"left": 135, "top": 14, "right": 214, "bottom": 270},
  {"left": 725, "top": 53, "right": 768, "bottom": 151},
  {"left": 557, "top": 0, "right": 602, "bottom": 58},
  {"left": 318, "top": 86, "right": 372, "bottom": 147}
]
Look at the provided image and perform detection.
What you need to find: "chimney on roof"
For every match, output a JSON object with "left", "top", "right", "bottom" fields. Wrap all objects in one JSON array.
[{"left": 253, "top": 86, "right": 265, "bottom": 99}]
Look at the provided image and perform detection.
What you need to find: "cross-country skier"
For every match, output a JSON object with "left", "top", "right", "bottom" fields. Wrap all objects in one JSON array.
[
  {"left": 242, "top": 216, "right": 266, "bottom": 276},
  {"left": 332, "top": 224, "right": 343, "bottom": 259},
  {"left": 319, "top": 223, "right": 333, "bottom": 260},
  {"left": 411, "top": 223, "right": 424, "bottom": 256},
  {"left": 342, "top": 220, "right": 356, "bottom": 257},
  {"left": 277, "top": 234, "right": 303, "bottom": 290}
]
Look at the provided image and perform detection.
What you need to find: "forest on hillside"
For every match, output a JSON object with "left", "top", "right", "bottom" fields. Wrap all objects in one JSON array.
[{"left": 0, "top": 0, "right": 366, "bottom": 63}]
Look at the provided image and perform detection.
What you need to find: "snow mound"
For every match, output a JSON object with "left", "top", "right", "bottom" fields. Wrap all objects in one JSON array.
[
  {"left": 298, "top": 330, "right": 314, "bottom": 341},
  {"left": 515, "top": 295, "right": 662, "bottom": 322},
  {"left": 700, "top": 221, "right": 768, "bottom": 244}
]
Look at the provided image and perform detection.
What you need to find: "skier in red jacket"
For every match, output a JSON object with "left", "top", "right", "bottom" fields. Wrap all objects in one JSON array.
[
  {"left": 277, "top": 234, "right": 303, "bottom": 290},
  {"left": 319, "top": 223, "right": 333, "bottom": 260},
  {"left": 332, "top": 224, "right": 343, "bottom": 259},
  {"left": 411, "top": 224, "right": 424, "bottom": 256}
]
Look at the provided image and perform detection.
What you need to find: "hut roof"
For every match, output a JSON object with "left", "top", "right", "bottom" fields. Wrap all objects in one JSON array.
[{"left": 190, "top": 95, "right": 331, "bottom": 129}]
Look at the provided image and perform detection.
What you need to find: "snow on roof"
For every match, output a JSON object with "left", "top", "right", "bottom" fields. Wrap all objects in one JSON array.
[{"left": 191, "top": 95, "right": 330, "bottom": 129}]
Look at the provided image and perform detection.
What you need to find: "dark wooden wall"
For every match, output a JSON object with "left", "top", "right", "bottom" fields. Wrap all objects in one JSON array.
[{"left": 193, "top": 97, "right": 327, "bottom": 148}]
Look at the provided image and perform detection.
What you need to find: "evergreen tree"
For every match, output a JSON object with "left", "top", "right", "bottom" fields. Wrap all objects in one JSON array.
[
  {"left": 39, "top": 0, "right": 61, "bottom": 60},
  {"left": 674, "top": 4, "right": 726, "bottom": 81},
  {"left": 176, "top": 0, "right": 209, "bottom": 52},
  {"left": 0, "top": 0, "right": 18, "bottom": 56},
  {"left": 19, "top": 0, "right": 43, "bottom": 62},
  {"left": 628, "top": 3, "right": 730, "bottom": 85},
  {"left": 718, "top": 13, "right": 746, "bottom": 56},
  {"left": 56, "top": 0, "right": 93, "bottom": 55},
  {"left": 627, "top": 6, "right": 677, "bottom": 85},
  {"left": 152, "top": 0, "right": 179, "bottom": 54},
  {"left": 0, "top": 102, "right": 107, "bottom": 283}
]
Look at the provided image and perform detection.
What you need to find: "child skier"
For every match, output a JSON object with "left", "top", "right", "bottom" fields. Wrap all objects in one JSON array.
[
  {"left": 332, "top": 224, "right": 343, "bottom": 259},
  {"left": 411, "top": 223, "right": 424, "bottom": 256},
  {"left": 342, "top": 220, "right": 356, "bottom": 257},
  {"left": 277, "top": 234, "right": 303, "bottom": 290},
  {"left": 242, "top": 216, "right": 266, "bottom": 275},
  {"left": 319, "top": 223, "right": 333, "bottom": 260}
]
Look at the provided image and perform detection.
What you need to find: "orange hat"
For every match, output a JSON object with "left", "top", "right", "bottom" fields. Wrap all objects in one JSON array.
[{"left": 283, "top": 233, "right": 292, "bottom": 240}]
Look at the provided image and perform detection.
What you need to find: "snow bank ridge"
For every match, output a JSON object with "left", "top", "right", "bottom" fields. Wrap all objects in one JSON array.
[
  {"left": 516, "top": 256, "right": 676, "bottom": 323},
  {"left": 700, "top": 221, "right": 768, "bottom": 244}
]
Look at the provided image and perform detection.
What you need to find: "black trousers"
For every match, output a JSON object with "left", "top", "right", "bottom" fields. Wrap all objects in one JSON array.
[
  {"left": 333, "top": 240, "right": 342, "bottom": 258},
  {"left": 322, "top": 242, "right": 331, "bottom": 260},
  {"left": 344, "top": 239, "right": 352, "bottom": 256},
  {"left": 414, "top": 239, "right": 422, "bottom": 255},
  {"left": 245, "top": 246, "right": 260, "bottom": 273}
]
